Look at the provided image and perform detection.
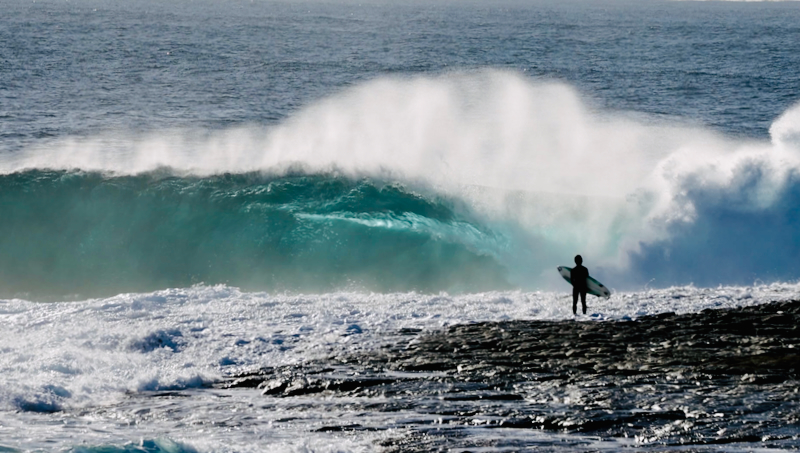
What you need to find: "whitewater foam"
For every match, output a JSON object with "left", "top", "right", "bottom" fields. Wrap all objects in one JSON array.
[{"left": 2, "top": 283, "right": 799, "bottom": 414}]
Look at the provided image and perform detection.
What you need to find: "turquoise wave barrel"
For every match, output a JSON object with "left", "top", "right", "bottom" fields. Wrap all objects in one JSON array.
[{"left": 0, "top": 170, "right": 510, "bottom": 299}]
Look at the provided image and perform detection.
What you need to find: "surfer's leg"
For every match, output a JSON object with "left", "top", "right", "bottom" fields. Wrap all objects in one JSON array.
[
  {"left": 572, "top": 288, "right": 578, "bottom": 315},
  {"left": 580, "top": 291, "right": 587, "bottom": 314}
]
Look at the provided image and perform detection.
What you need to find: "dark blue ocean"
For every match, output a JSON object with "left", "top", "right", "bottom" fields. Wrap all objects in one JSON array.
[
  {"left": 1, "top": 0, "right": 799, "bottom": 451},
  {"left": 3, "top": 0, "right": 799, "bottom": 143}
]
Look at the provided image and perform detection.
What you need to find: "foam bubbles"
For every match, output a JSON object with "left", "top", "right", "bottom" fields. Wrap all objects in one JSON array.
[
  {"left": 1, "top": 284, "right": 799, "bottom": 449},
  {"left": 2, "top": 283, "right": 799, "bottom": 413}
]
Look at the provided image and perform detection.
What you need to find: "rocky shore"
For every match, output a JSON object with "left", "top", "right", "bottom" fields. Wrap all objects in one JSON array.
[{"left": 222, "top": 300, "right": 800, "bottom": 451}]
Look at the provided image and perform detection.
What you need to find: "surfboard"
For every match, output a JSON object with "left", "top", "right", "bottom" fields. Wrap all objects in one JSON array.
[{"left": 557, "top": 266, "right": 611, "bottom": 298}]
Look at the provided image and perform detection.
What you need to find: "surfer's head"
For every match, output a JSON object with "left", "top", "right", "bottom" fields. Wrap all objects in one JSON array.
[{"left": 574, "top": 255, "right": 583, "bottom": 265}]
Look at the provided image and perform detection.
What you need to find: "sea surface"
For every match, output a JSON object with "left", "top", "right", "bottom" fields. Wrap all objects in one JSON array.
[{"left": 1, "top": 0, "right": 799, "bottom": 451}]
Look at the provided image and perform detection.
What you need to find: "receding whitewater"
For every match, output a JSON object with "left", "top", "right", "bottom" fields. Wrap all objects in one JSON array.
[
  {"left": 3, "top": 0, "right": 800, "bottom": 451},
  {"left": 1, "top": 285, "right": 799, "bottom": 452}
]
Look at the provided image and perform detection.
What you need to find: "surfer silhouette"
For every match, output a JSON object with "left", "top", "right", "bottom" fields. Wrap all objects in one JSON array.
[{"left": 571, "top": 255, "right": 589, "bottom": 315}]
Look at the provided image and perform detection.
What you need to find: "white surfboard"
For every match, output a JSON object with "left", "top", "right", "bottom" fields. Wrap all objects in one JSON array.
[{"left": 557, "top": 266, "right": 611, "bottom": 298}]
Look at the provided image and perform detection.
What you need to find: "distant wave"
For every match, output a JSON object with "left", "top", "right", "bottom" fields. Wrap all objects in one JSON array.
[
  {"left": 3, "top": 70, "right": 800, "bottom": 296},
  {"left": 68, "top": 439, "right": 198, "bottom": 453}
]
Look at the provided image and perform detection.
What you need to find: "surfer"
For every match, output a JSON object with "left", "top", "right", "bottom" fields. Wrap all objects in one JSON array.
[{"left": 571, "top": 255, "right": 589, "bottom": 315}]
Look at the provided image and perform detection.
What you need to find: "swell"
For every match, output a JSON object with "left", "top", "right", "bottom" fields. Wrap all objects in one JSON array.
[{"left": 0, "top": 170, "right": 509, "bottom": 299}]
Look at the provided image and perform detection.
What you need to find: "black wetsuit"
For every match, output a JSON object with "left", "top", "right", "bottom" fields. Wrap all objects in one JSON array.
[{"left": 571, "top": 265, "right": 589, "bottom": 315}]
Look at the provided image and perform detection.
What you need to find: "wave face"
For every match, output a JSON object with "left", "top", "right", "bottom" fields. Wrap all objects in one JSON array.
[
  {"left": 4, "top": 71, "right": 800, "bottom": 297},
  {"left": 0, "top": 170, "right": 508, "bottom": 298}
]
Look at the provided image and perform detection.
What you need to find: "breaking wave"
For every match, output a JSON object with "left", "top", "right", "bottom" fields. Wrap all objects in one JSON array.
[{"left": 3, "top": 70, "right": 800, "bottom": 297}]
